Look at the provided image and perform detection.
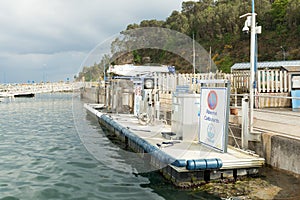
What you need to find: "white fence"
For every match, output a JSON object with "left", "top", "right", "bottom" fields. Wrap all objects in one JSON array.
[
  {"left": 232, "top": 70, "right": 291, "bottom": 93},
  {"left": 83, "top": 70, "right": 291, "bottom": 94},
  {"left": 257, "top": 70, "right": 291, "bottom": 93},
  {"left": 156, "top": 72, "right": 231, "bottom": 93},
  {"left": 81, "top": 70, "right": 294, "bottom": 112}
]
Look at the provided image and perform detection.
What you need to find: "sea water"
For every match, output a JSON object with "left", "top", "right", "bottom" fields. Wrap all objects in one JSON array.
[{"left": 0, "top": 93, "right": 220, "bottom": 200}]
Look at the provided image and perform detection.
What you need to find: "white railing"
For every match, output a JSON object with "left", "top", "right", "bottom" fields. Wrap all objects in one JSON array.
[
  {"left": 156, "top": 71, "right": 230, "bottom": 93},
  {"left": 232, "top": 69, "right": 291, "bottom": 93},
  {"left": 81, "top": 70, "right": 290, "bottom": 94},
  {"left": 257, "top": 70, "right": 290, "bottom": 93},
  {"left": 231, "top": 71, "right": 249, "bottom": 92}
]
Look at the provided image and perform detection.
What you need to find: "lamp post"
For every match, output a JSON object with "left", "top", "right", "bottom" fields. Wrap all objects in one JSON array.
[
  {"left": 280, "top": 46, "right": 286, "bottom": 61},
  {"left": 240, "top": 0, "right": 261, "bottom": 134}
]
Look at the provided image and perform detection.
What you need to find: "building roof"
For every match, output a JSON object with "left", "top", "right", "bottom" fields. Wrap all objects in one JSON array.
[
  {"left": 107, "top": 64, "right": 175, "bottom": 76},
  {"left": 231, "top": 60, "right": 300, "bottom": 71}
]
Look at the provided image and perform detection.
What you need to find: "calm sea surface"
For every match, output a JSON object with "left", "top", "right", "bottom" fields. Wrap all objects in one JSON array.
[{"left": 0, "top": 93, "right": 219, "bottom": 200}]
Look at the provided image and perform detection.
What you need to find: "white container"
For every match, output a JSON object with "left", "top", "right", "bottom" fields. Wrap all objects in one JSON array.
[{"left": 171, "top": 93, "right": 200, "bottom": 141}]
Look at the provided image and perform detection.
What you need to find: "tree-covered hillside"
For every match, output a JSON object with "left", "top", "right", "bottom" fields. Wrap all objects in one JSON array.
[{"left": 77, "top": 0, "right": 300, "bottom": 81}]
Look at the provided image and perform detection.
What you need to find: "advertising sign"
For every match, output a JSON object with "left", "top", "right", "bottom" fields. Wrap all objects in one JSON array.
[{"left": 199, "top": 87, "right": 229, "bottom": 152}]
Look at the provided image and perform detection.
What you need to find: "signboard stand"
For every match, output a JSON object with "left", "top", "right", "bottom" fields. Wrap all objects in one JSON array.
[{"left": 198, "top": 80, "right": 230, "bottom": 153}]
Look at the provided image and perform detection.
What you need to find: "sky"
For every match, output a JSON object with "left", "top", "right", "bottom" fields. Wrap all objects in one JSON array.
[{"left": 0, "top": 0, "right": 183, "bottom": 83}]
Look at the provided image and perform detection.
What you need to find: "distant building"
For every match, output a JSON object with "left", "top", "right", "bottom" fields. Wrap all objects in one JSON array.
[
  {"left": 231, "top": 60, "right": 300, "bottom": 74},
  {"left": 107, "top": 64, "right": 175, "bottom": 76},
  {"left": 230, "top": 60, "right": 300, "bottom": 95}
]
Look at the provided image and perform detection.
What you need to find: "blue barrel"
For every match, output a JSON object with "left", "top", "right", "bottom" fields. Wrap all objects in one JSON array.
[
  {"left": 110, "top": 121, "right": 117, "bottom": 128},
  {"left": 186, "top": 158, "right": 223, "bottom": 170},
  {"left": 140, "top": 139, "right": 151, "bottom": 152},
  {"left": 186, "top": 159, "right": 206, "bottom": 170},
  {"left": 124, "top": 130, "right": 134, "bottom": 140},
  {"left": 121, "top": 128, "right": 130, "bottom": 137},
  {"left": 120, "top": 127, "right": 127, "bottom": 136},
  {"left": 107, "top": 118, "right": 114, "bottom": 126},
  {"left": 186, "top": 160, "right": 196, "bottom": 170},
  {"left": 102, "top": 116, "right": 112, "bottom": 125},
  {"left": 100, "top": 115, "right": 107, "bottom": 123},
  {"left": 195, "top": 159, "right": 207, "bottom": 170},
  {"left": 115, "top": 124, "right": 123, "bottom": 132},
  {"left": 144, "top": 143, "right": 157, "bottom": 153},
  {"left": 131, "top": 135, "right": 139, "bottom": 144},
  {"left": 206, "top": 158, "right": 219, "bottom": 169},
  {"left": 172, "top": 159, "right": 187, "bottom": 167},
  {"left": 141, "top": 141, "right": 150, "bottom": 152},
  {"left": 216, "top": 158, "right": 223, "bottom": 168},
  {"left": 134, "top": 137, "right": 142, "bottom": 145}
]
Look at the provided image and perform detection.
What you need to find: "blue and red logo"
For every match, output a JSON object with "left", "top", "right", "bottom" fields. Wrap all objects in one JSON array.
[{"left": 207, "top": 90, "right": 218, "bottom": 110}]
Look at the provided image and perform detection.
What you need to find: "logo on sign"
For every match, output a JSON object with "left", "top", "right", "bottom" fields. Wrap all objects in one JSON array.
[
  {"left": 207, "top": 123, "right": 216, "bottom": 144},
  {"left": 207, "top": 90, "right": 218, "bottom": 110}
]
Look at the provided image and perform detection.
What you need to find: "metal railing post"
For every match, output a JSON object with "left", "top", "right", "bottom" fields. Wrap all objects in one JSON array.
[{"left": 242, "top": 94, "right": 249, "bottom": 149}]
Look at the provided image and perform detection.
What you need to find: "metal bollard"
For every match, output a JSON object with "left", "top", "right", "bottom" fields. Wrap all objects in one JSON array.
[{"left": 242, "top": 94, "right": 249, "bottom": 149}]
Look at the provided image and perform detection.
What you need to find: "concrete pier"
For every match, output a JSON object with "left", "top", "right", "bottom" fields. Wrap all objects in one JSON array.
[
  {"left": 229, "top": 108, "right": 300, "bottom": 175},
  {"left": 84, "top": 103, "right": 264, "bottom": 187}
]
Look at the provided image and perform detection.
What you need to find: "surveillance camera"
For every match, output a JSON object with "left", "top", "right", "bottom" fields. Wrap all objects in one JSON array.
[{"left": 242, "top": 25, "right": 249, "bottom": 34}]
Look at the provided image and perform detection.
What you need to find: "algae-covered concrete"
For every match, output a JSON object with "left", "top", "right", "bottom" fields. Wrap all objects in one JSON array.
[
  {"left": 229, "top": 108, "right": 300, "bottom": 175},
  {"left": 263, "top": 133, "right": 300, "bottom": 175}
]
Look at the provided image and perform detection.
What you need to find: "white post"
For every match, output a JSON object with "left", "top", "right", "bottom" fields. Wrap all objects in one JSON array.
[
  {"left": 267, "top": 71, "right": 270, "bottom": 92},
  {"left": 240, "top": 0, "right": 261, "bottom": 135},
  {"left": 284, "top": 71, "right": 288, "bottom": 92},
  {"left": 275, "top": 70, "right": 279, "bottom": 92},
  {"left": 249, "top": 11, "right": 256, "bottom": 133},
  {"left": 288, "top": 73, "right": 292, "bottom": 92},
  {"left": 258, "top": 70, "right": 261, "bottom": 93},
  {"left": 271, "top": 70, "right": 275, "bottom": 92},
  {"left": 280, "top": 71, "right": 283, "bottom": 92}
]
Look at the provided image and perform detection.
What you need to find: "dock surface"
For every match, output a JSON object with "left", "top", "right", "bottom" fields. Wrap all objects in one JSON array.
[
  {"left": 253, "top": 109, "right": 300, "bottom": 139},
  {"left": 111, "top": 113, "right": 264, "bottom": 170},
  {"left": 84, "top": 103, "right": 265, "bottom": 186}
]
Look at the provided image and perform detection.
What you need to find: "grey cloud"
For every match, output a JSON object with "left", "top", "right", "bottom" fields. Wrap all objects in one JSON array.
[{"left": 0, "top": 0, "right": 182, "bottom": 83}]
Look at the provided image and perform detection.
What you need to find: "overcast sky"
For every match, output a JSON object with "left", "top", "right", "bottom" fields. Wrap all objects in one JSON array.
[{"left": 0, "top": 0, "right": 183, "bottom": 83}]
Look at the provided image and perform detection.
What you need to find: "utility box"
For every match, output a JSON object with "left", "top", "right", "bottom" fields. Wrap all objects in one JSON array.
[
  {"left": 171, "top": 93, "right": 200, "bottom": 141},
  {"left": 291, "top": 75, "right": 300, "bottom": 111},
  {"left": 108, "top": 79, "right": 134, "bottom": 114}
]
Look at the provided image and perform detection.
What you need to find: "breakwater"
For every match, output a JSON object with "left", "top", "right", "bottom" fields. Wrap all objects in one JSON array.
[{"left": 0, "top": 82, "right": 83, "bottom": 97}]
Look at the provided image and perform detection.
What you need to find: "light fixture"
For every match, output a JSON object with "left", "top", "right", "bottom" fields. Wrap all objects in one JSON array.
[{"left": 144, "top": 78, "right": 154, "bottom": 89}]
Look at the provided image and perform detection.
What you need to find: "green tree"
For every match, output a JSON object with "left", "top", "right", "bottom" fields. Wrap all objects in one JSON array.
[{"left": 78, "top": 0, "right": 300, "bottom": 76}]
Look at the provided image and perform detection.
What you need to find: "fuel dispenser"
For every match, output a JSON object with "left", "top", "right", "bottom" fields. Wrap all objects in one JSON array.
[{"left": 137, "top": 78, "right": 156, "bottom": 125}]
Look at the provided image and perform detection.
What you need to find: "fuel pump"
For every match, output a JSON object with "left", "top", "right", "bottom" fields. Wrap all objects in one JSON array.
[{"left": 138, "top": 78, "right": 155, "bottom": 125}]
